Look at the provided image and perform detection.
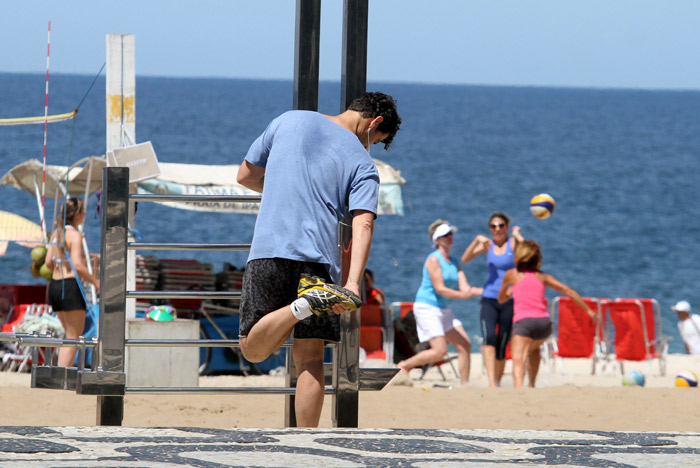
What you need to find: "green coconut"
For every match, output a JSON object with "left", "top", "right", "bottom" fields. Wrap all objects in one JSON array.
[
  {"left": 30, "top": 262, "right": 41, "bottom": 278},
  {"left": 39, "top": 263, "right": 53, "bottom": 281},
  {"left": 31, "top": 246, "right": 47, "bottom": 264}
]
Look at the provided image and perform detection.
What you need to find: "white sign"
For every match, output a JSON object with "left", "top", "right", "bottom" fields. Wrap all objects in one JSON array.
[{"left": 107, "top": 141, "right": 160, "bottom": 184}]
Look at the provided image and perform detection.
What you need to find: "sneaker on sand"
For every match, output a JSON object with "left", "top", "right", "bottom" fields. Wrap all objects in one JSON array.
[{"left": 298, "top": 275, "right": 362, "bottom": 317}]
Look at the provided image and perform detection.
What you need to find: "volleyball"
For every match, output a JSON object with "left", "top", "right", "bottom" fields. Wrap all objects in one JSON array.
[
  {"left": 674, "top": 370, "right": 698, "bottom": 387},
  {"left": 529, "top": 193, "right": 556, "bottom": 219},
  {"left": 622, "top": 370, "right": 645, "bottom": 387}
]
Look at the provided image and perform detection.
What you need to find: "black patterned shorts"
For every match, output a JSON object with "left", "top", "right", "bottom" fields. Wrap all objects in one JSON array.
[{"left": 239, "top": 258, "right": 340, "bottom": 342}]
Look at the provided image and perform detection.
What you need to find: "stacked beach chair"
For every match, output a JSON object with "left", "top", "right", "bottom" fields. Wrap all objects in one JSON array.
[
  {"left": 158, "top": 259, "right": 216, "bottom": 317},
  {"left": 135, "top": 255, "right": 160, "bottom": 314},
  {"left": 546, "top": 297, "right": 671, "bottom": 376}
]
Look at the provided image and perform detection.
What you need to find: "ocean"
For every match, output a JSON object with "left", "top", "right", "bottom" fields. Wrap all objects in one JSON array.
[{"left": 1, "top": 73, "right": 699, "bottom": 353}]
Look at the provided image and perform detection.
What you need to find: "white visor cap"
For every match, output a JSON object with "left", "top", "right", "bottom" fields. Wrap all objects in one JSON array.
[{"left": 432, "top": 223, "right": 458, "bottom": 242}]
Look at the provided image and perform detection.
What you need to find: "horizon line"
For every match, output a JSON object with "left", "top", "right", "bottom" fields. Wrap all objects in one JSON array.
[{"left": 1, "top": 70, "right": 699, "bottom": 93}]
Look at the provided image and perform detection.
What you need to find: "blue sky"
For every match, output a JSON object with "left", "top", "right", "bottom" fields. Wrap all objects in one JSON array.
[{"left": 2, "top": 1, "right": 699, "bottom": 89}]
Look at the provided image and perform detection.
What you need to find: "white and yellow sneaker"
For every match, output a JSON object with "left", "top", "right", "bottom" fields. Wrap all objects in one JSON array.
[{"left": 297, "top": 275, "right": 362, "bottom": 317}]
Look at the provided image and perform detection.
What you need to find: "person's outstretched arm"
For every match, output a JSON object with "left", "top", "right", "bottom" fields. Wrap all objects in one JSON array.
[
  {"left": 461, "top": 235, "right": 491, "bottom": 263},
  {"left": 457, "top": 263, "right": 483, "bottom": 298},
  {"left": 426, "top": 257, "right": 473, "bottom": 300},
  {"left": 541, "top": 273, "right": 596, "bottom": 321},
  {"left": 511, "top": 226, "right": 524, "bottom": 244}
]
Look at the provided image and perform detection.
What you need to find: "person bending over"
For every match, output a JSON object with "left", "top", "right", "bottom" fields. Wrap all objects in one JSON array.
[{"left": 236, "top": 92, "right": 401, "bottom": 427}]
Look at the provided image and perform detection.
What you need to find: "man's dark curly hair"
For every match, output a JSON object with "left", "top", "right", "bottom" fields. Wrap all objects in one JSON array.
[{"left": 347, "top": 91, "right": 401, "bottom": 149}]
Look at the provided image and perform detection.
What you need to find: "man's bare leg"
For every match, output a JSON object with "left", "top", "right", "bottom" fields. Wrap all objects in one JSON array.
[
  {"left": 293, "top": 338, "right": 325, "bottom": 427},
  {"left": 240, "top": 306, "right": 298, "bottom": 363}
]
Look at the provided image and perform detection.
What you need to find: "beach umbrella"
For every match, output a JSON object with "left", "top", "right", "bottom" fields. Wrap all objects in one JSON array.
[
  {"left": 0, "top": 210, "right": 43, "bottom": 256},
  {"left": 0, "top": 156, "right": 106, "bottom": 197}
]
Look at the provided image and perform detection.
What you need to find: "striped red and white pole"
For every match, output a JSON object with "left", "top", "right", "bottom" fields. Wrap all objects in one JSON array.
[{"left": 40, "top": 20, "right": 51, "bottom": 240}]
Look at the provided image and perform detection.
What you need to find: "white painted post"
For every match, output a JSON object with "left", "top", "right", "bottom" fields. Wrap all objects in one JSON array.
[{"left": 106, "top": 34, "right": 136, "bottom": 320}]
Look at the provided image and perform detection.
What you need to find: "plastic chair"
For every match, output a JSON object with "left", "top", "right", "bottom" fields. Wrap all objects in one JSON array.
[
  {"left": 605, "top": 298, "right": 671, "bottom": 376},
  {"left": 359, "top": 304, "right": 394, "bottom": 363},
  {"left": 544, "top": 297, "right": 609, "bottom": 375},
  {"left": 1, "top": 303, "right": 57, "bottom": 371},
  {"left": 390, "top": 301, "right": 458, "bottom": 381}
]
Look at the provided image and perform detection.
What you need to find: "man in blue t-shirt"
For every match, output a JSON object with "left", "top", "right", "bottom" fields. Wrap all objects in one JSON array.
[{"left": 236, "top": 92, "right": 401, "bottom": 427}]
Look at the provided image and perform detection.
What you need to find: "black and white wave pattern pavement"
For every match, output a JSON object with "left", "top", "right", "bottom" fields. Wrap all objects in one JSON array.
[{"left": 0, "top": 427, "right": 698, "bottom": 467}]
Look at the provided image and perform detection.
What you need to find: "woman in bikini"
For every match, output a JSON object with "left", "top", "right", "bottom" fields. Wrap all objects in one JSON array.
[{"left": 45, "top": 198, "right": 100, "bottom": 367}]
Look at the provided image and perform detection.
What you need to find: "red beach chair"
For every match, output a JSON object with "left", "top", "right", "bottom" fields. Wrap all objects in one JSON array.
[
  {"left": 359, "top": 304, "right": 394, "bottom": 362},
  {"left": 544, "top": 297, "right": 609, "bottom": 375},
  {"left": 1, "top": 303, "right": 54, "bottom": 371},
  {"left": 605, "top": 298, "right": 670, "bottom": 376}
]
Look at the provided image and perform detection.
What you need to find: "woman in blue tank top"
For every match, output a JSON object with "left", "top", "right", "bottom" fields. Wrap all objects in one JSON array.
[
  {"left": 461, "top": 211, "right": 523, "bottom": 387},
  {"left": 397, "top": 220, "right": 482, "bottom": 385}
]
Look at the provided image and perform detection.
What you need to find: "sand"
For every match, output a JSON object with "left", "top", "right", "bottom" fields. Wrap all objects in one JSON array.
[{"left": 1, "top": 353, "right": 699, "bottom": 431}]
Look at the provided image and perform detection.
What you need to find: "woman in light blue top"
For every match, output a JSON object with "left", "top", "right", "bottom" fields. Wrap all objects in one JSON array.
[
  {"left": 462, "top": 211, "right": 523, "bottom": 387},
  {"left": 397, "top": 220, "right": 482, "bottom": 385}
]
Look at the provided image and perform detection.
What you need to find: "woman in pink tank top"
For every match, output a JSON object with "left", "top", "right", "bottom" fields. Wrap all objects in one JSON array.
[{"left": 498, "top": 240, "right": 596, "bottom": 388}]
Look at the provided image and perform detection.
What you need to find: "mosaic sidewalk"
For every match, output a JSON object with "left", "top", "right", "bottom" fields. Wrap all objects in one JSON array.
[{"left": 0, "top": 426, "right": 698, "bottom": 467}]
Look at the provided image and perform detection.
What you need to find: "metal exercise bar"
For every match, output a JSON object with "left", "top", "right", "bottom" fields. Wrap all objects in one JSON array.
[
  {"left": 0, "top": 335, "right": 98, "bottom": 348},
  {"left": 123, "top": 339, "right": 323, "bottom": 348},
  {"left": 126, "top": 291, "right": 240, "bottom": 300},
  {"left": 130, "top": 194, "right": 261, "bottom": 203},
  {"left": 128, "top": 243, "right": 251, "bottom": 251},
  {"left": 126, "top": 386, "right": 335, "bottom": 395},
  {"left": 77, "top": 0, "right": 391, "bottom": 426}
]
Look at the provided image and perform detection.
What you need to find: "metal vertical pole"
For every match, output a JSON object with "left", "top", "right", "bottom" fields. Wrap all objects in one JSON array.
[
  {"left": 333, "top": 0, "right": 368, "bottom": 428},
  {"left": 286, "top": 0, "right": 321, "bottom": 428},
  {"left": 293, "top": 0, "right": 321, "bottom": 111},
  {"left": 340, "top": 0, "right": 368, "bottom": 112},
  {"left": 333, "top": 219, "right": 361, "bottom": 428},
  {"left": 96, "top": 167, "right": 129, "bottom": 425}
]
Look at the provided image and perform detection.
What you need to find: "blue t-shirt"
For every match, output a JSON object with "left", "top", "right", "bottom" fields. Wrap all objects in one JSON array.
[
  {"left": 414, "top": 250, "right": 459, "bottom": 309},
  {"left": 245, "top": 111, "right": 379, "bottom": 283},
  {"left": 482, "top": 240, "right": 515, "bottom": 299}
]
